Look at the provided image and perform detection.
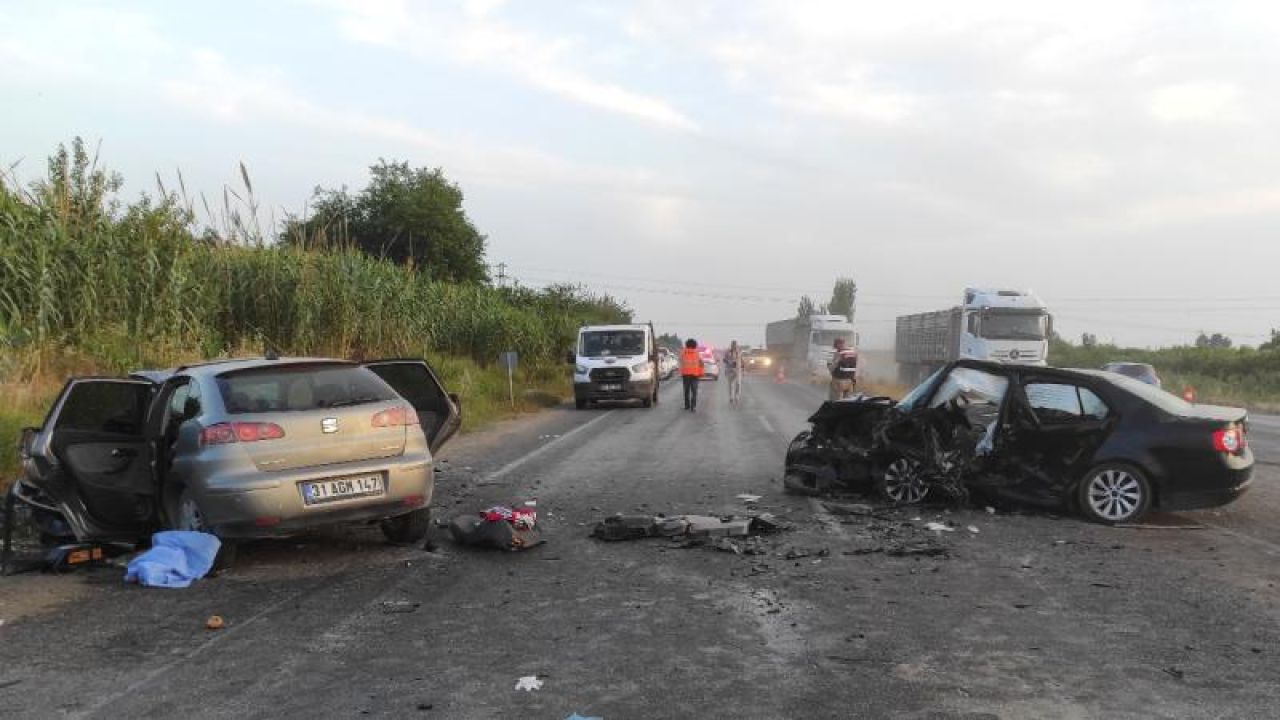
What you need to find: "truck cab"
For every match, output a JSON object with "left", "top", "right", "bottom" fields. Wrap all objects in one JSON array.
[
  {"left": 569, "top": 324, "right": 660, "bottom": 409},
  {"left": 806, "top": 315, "right": 858, "bottom": 381},
  {"left": 959, "top": 288, "right": 1051, "bottom": 366}
]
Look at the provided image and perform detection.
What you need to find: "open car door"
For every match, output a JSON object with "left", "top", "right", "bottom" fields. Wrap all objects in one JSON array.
[
  {"left": 24, "top": 378, "right": 157, "bottom": 541},
  {"left": 364, "top": 359, "right": 461, "bottom": 455}
]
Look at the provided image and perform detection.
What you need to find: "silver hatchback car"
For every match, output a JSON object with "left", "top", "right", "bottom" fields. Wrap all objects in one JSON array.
[{"left": 13, "top": 357, "right": 459, "bottom": 551}]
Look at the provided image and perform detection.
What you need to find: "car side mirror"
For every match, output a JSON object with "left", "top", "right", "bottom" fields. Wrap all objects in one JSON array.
[
  {"left": 18, "top": 426, "right": 37, "bottom": 459},
  {"left": 565, "top": 350, "right": 576, "bottom": 365},
  {"left": 182, "top": 396, "right": 201, "bottom": 420}
]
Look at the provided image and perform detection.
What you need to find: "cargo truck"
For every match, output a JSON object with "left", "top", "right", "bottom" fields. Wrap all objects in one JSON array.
[
  {"left": 766, "top": 315, "right": 857, "bottom": 382},
  {"left": 895, "top": 288, "right": 1051, "bottom": 385}
]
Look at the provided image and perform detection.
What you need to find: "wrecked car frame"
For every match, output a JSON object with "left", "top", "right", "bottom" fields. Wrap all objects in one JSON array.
[{"left": 784, "top": 359, "right": 1253, "bottom": 524}]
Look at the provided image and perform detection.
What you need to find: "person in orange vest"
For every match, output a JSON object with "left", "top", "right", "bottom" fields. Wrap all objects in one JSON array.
[{"left": 680, "top": 338, "right": 705, "bottom": 411}]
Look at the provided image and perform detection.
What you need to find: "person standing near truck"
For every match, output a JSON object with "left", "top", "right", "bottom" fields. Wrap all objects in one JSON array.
[
  {"left": 723, "top": 340, "right": 744, "bottom": 405},
  {"left": 828, "top": 337, "right": 858, "bottom": 401},
  {"left": 680, "top": 338, "right": 705, "bottom": 411}
]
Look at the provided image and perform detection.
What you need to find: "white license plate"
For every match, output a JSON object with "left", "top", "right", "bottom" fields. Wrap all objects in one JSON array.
[
  {"left": 601, "top": 383, "right": 623, "bottom": 391},
  {"left": 301, "top": 473, "right": 385, "bottom": 505}
]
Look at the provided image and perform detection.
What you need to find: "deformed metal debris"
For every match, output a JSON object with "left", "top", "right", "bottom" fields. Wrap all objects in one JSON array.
[{"left": 381, "top": 601, "right": 421, "bottom": 614}]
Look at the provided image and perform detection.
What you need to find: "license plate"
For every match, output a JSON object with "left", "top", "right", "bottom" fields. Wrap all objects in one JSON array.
[
  {"left": 301, "top": 473, "right": 385, "bottom": 505},
  {"left": 601, "top": 383, "right": 623, "bottom": 391}
]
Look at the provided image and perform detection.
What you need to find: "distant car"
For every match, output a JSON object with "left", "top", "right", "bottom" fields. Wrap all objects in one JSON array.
[
  {"left": 744, "top": 350, "right": 774, "bottom": 374},
  {"left": 12, "top": 357, "right": 460, "bottom": 557},
  {"left": 1102, "top": 362, "right": 1161, "bottom": 388},
  {"left": 784, "top": 359, "right": 1252, "bottom": 524},
  {"left": 699, "top": 347, "right": 720, "bottom": 381},
  {"left": 657, "top": 348, "right": 678, "bottom": 379}
]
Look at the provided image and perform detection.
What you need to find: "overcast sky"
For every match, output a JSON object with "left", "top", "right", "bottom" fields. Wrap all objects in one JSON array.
[{"left": 3, "top": 0, "right": 1279, "bottom": 349}]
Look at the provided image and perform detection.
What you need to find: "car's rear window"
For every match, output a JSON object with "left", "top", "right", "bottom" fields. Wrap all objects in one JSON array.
[
  {"left": 1079, "top": 369, "right": 1191, "bottom": 415},
  {"left": 216, "top": 364, "right": 398, "bottom": 414}
]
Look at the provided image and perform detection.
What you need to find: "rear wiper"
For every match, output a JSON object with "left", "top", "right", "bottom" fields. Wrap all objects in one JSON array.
[{"left": 323, "top": 396, "right": 380, "bottom": 408}]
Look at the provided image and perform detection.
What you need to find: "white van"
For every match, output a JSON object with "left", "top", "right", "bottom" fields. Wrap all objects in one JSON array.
[{"left": 568, "top": 324, "right": 660, "bottom": 409}]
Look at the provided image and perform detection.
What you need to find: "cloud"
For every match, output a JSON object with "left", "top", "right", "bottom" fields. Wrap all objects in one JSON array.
[
  {"left": 1147, "top": 82, "right": 1250, "bottom": 124},
  {"left": 317, "top": 0, "right": 698, "bottom": 132}
]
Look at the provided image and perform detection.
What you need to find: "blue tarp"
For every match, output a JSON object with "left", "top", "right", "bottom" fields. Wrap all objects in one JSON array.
[{"left": 124, "top": 531, "right": 222, "bottom": 588}]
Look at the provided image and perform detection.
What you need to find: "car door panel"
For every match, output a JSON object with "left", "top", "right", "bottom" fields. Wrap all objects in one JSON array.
[
  {"left": 364, "top": 359, "right": 461, "bottom": 454},
  {"left": 1008, "top": 381, "right": 1114, "bottom": 498},
  {"left": 32, "top": 378, "right": 157, "bottom": 538}
]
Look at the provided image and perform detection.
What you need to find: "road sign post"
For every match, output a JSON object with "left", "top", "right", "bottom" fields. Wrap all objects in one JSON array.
[{"left": 500, "top": 351, "right": 519, "bottom": 408}]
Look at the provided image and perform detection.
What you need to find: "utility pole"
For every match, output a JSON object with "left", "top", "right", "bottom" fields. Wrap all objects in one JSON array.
[{"left": 496, "top": 262, "right": 508, "bottom": 288}]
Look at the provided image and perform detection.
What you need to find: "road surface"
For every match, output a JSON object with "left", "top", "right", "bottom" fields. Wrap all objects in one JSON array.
[{"left": 2, "top": 375, "right": 1279, "bottom": 718}]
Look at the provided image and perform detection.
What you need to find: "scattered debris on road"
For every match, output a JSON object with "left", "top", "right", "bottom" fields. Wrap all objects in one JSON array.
[
  {"left": 381, "top": 600, "right": 421, "bottom": 614},
  {"left": 924, "top": 522, "right": 955, "bottom": 533},
  {"left": 591, "top": 512, "right": 789, "bottom": 543},
  {"left": 514, "top": 675, "right": 543, "bottom": 692},
  {"left": 205, "top": 615, "right": 225, "bottom": 630},
  {"left": 449, "top": 502, "right": 544, "bottom": 551},
  {"left": 736, "top": 494, "right": 763, "bottom": 503}
]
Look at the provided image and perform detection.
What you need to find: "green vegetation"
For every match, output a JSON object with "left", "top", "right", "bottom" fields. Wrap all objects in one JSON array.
[
  {"left": 1051, "top": 338, "right": 1280, "bottom": 412},
  {"left": 0, "top": 139, "right": 629, "bottom": 484}
]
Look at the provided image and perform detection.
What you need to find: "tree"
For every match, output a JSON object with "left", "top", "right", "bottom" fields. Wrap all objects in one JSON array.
[
  {"left": 796, "top": 295, "right": 817, "bottom": 319},
  {"left": 1081, "top": 332, "right": 1098, "bottom": 348},
  {"left": 827, "top": 277, "right": 857, "bottom": 322},
  {"left": 1195, "top": 331, "right": 1233, "bottom": 349},
  {"left": 656, "top": 333, "right": 683, "bottom": 352},
  {"left": 282, "top": 160, "right": 488, "bottom": 283},
  {"left": 1262, "top": 329, "right": 1280, "bottom": 352}
]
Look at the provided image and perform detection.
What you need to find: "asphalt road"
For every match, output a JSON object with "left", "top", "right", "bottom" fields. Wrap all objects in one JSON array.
[{"left": 2, "top": 375, "right": 1280, "bottom": 719}]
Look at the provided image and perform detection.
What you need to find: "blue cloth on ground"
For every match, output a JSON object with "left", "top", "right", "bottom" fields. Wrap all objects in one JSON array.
[{"left": 124, "top": 531, "right": 222, "bottom": 588}]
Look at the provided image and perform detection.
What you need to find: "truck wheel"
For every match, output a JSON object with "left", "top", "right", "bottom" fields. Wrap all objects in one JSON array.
[{"left": 641, "top": 396, "right": 653, "bottom": 408}]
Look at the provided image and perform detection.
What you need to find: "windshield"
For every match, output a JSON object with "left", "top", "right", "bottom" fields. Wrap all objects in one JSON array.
[
  {"left": 580, "top": 330, "right": 645, "bottom": 357},
  {"left": 896, "top": 367, "right": 944, "bottom": 410},
  {"left": 981, "top": 312, "right": 1048, "bottom": 340},
  {"left": 217, "top": 364, "right": 398, "bottom": 414},
  {"left": 814, "top": 330, "right": 854, "bottom": 347}
]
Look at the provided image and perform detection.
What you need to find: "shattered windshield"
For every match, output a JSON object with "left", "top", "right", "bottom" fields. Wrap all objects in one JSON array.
[
  {"left": 897, "top": 368, "right": 943, "bottom": 410},
  {"left": 580, "top": 330, "right": 645, "bottom": 357},
  {"left": 929, "top": 368, "right": 1009, "bottom": 408},
  {"left": 981, "top": 312, "right": 1047, "bottom": 340}
]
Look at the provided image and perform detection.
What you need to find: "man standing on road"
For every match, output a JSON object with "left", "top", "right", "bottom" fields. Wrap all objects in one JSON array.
[
  {"left": 723, "top": 340, "right": 744, "bottom": 405},
  {"left": 680, "top": 338, "right": 704, "bottom": 411},
  {"left": 828, "top": 337, "right": 858, "bottom": 401}
]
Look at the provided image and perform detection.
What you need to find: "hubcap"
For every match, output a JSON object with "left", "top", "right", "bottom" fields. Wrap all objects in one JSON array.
[
  {"left": 179, "top": 496, "right": 206, "bottom": 532},
  {"left": 884, "top": 458, "right": 929, "bottom": 504},
  {"left": 1087, "top": 469, "right": 1142, "bottom": 521}
]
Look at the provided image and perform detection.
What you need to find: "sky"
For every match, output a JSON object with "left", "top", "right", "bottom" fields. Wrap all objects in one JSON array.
[{"left": 3, "top": 0, "right": 1280, "bottom": 349}]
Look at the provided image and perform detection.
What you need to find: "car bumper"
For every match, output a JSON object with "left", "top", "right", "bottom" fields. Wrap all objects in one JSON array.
[
  {"left": 575, "top": 379, "right": 655, "bottom": 402},
  {"left": 1158, "top": 464, "right": 1254, "bottom": 512},
  {"left": 193, "top": 452, "right": 434, "bottom": 539}
]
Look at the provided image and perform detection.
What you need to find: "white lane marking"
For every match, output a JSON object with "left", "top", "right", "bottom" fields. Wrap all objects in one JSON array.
[
  {"left": 479, "top": 409, "right": 615, "bottom": 486},
  {"left": 758, "top": 415, "right": 777, "bottom": 436}
]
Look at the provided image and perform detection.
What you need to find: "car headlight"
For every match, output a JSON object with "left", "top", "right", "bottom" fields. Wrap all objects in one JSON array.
[
  {"left": 631, "top": 362, "right": 650, "bottom": 374},
  {"left": 575, "top": 364, "right": 587, "bottom": 374}
]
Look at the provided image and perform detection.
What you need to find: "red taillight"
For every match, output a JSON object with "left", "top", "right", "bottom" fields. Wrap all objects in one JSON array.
[
  {"left": 372, "top": 406, "right": 419, "bottom": 428},
  {"left": 1212, "top": 426, "right": 1245, "bottom": 453},
  {"left": 200, "top": 422, "right": 286, "bottom": 446}
]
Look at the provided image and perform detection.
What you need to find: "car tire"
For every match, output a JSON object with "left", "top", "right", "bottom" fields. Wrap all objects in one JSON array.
[
  {"left": 641, "top": 397, "right": 652, "bottom": 408},
  {"left": 164, "top": 485, "right": 237, "bottom": 571},
  {"left": 575, "top": 398, "right": 587, "bottom": 410},
  {"left": 1076, "top": 463, "right": 1152, "bottom": 525},
  {"left": 381, "top": 507, "right": 431, "bottom": 544},
  {"left": 878, "top": 457, "right": 929, "bottom": 505}
]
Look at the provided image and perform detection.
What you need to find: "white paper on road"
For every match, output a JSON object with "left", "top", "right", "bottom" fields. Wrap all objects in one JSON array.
[{"left": 515, "top": 676, "right": 543, "bottom": 692}]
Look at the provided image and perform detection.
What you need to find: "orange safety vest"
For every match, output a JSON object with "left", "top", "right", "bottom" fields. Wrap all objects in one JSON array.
[{"left": 680, "top": 348, "right": 703, "bottom": 377}]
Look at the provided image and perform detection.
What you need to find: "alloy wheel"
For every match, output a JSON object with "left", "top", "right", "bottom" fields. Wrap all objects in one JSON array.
[
  {"left": 883, "top": 458, "right": 929, "bottom": 504},
  {"left": 1086, "top": 469, "right": 1144, "bottom": 522}
]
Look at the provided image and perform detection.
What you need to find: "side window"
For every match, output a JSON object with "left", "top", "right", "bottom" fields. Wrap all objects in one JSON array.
[
  {"left": 1025, "top": 383, "right": 1083, "bottom": 423},
  {"left": 1079, "top": 387, "right": 1109, "bottom": 420},
  {"left": 54, "top": 381, "right": 150, "bottom": 435},
  {"left": 966, "top": 314, "right": 978, "bottom": 335}
]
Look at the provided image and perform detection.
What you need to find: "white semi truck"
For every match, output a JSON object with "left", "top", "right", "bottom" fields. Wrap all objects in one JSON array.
[
  {"left": 766, "top": 314, "right": 858, "bottom": 382},
  {"left": 895, "top": 288, "right": 1052, "bottom": 385}
]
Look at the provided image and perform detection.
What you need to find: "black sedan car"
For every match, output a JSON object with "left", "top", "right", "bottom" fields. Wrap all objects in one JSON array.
[{"left": 784, "top": 359, "right": 1252, "bottom": 524}]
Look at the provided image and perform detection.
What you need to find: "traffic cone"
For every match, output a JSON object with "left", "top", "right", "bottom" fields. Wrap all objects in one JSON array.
[
  {"left": 775, "top": 363, "right": 786, "bottom": 383},
  {"left": 1182, "top": 385, "right": 1196, "bottom": 403}
]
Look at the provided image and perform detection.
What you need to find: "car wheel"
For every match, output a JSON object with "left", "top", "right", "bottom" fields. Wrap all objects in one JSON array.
[
  {"left": 381, "top": 508, "right": 431, "bottom": 543},
  {"left": 165, "top": 486, "right": 237, "bottom": 570},
  {"left": 641, "top": 397, "right": 653, "bottom": 408},
  {"left": 879, "top": 458, "right": 929, "bottom": 505},
  {"left": 575, "top": 398, "right": 587, "bottom": 410},
  {"left": 1077, "top": 464, "right": 1151, "bottom": 524}
]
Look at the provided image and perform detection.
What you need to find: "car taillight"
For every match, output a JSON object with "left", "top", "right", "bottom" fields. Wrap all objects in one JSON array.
[
  {"left": 371, "top": 406, "right": 419, "bottom": 428},
  {"left": 1212, "top": 426, "right": 1245, "bottom": 453},
  {"left": 200, "top": 422, "right": 286, "bottom": 446}
]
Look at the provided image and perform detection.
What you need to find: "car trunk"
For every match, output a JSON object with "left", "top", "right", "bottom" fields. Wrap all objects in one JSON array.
[{"left": 237, "top": 403, "right": 407, "bottom": 473}]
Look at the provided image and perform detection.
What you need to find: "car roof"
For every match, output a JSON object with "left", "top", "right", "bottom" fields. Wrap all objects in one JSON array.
[{"left": 132, "top": 357, "right": 353, "bottom": 383}]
